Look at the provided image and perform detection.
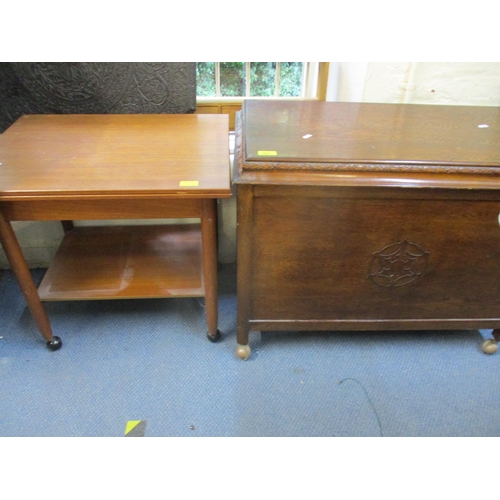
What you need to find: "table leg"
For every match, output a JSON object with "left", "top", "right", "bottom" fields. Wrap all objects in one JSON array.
[
  {"left": 201, "top": 199, "right": 221, "bottom": 342},
  {"left": 235, "top": 185, "right": 253, "bottom": 360},
  {"left": 0, "top": 212, "right": 62, "bottom": 351},
  {"left": 61, "top": 220, "right": 74, "bottom": 233}
]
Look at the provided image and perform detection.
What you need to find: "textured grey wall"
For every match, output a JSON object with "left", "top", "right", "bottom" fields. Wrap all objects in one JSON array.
[{"left": 0, "top": 62, "right": 196, "bottom": 132}]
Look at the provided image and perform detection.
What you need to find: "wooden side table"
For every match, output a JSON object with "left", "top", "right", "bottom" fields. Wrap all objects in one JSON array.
[
  {"left": 0, "top": 114, "right": 231, "bottom": 350},
  {"left": 234, "top": 100, "right": 500, "bottom": 360}
]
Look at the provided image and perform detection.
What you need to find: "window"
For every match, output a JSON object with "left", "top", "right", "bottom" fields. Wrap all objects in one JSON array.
[
  {"left": 197, "top": 62, "right": 307, "bottom": 98},
  {"left": 195, "top": 62, "right": 328, "bottom": 130}
]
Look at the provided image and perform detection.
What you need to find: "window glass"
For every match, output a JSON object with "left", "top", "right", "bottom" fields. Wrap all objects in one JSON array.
[
  {"left": 220, "top": 62, "right": 245, "bottom": 97},
  {"left": 196, "top": 62, "right": 216, "bottom": 97}
]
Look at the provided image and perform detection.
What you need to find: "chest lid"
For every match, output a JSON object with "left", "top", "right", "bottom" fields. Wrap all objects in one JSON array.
[{"left": 238, "top": 100, "right": 500, "bottom": 175}]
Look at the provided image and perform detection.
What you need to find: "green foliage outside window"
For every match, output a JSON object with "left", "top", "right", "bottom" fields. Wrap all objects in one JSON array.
[
  {"left": 279, "top": 62, "right": 304, "bottom": 97},
  {"left": 250, "top": 62, "right": 276, "bottom": 97},
  {"left": 196, "top": 62, "right": 303, "bottom": 97},
  {"left": 196, "top": 62, "right": 216, "bottom": 97},
  {"left": 220, "top": 62, "right": 245, "bottom": 96}
]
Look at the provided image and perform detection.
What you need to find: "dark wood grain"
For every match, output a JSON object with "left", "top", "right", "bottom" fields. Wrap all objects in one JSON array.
[
  {"left": 242, "top": 100, "right": 500, "bottom": 166},
  {"left": 236, "top": 184, "right": 254, "bottom": 346},
  {"left": 235, "top": 101, "right": 500, "bottom": 350},
  {"left": 250, "top": 188, "right": 500, "bottom": 321}
]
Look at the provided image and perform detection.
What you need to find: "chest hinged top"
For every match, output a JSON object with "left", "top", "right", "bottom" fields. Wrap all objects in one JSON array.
[{"left": 236, "top": 100, "right": 500, "bottom": 177}]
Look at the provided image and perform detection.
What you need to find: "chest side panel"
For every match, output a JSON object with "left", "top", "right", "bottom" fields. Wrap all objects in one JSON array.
[{"left": 249, "top": 188, "right": 500, "bottom": 321}]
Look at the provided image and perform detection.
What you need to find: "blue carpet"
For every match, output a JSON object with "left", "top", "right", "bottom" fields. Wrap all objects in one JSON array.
[{"left": 0, "top": 265, "right": 499, "bottom": 437}]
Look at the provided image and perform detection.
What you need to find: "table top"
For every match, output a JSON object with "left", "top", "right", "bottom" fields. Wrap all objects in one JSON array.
[
  {"left": 0, "top": 114, "right": 231, "bottom": 200},
  {"left": 235, "top": 100, "right": 500, "bottom": 189},
  {"left": 242, "top": 100, "right": 500, "bottom": 166}
]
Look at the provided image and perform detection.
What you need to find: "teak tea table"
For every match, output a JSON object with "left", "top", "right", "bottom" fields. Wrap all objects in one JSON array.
[
  {"left": 0, "top": 114, "right": 231, "bottom": 350},
  {"left": 234, "top": 100, "right": 500, "bottom": 360}
]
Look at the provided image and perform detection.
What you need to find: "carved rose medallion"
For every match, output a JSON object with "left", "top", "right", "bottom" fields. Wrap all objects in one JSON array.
[{"left": 368, "top": 240, "right": 429, "bottom": 287}]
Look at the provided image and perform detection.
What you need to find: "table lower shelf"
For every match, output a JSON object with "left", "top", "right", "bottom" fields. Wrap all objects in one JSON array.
[{"left": 38, "top": 224, "right": 204, "bottom": 301}]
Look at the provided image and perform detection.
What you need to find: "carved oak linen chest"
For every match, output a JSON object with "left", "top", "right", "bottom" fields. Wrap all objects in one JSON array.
[{"left": 233, "top": 100, "right": 500, "bottom": 359}]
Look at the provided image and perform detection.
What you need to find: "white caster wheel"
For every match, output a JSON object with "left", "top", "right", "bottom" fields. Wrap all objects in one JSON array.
[
  {"left": 236, "top": 344, "right": 251, "bottom": 360},
  {"left": 482, "top": 339, "right": 498, "bottom": 354}
]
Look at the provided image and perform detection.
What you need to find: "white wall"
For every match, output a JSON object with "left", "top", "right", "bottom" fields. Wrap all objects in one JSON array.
[
  {"left": 2, "top": 62, "right": 500, "bottom": 268},
  {"left": 332, "top": 62, "right": 500, "bottom": 106}
]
